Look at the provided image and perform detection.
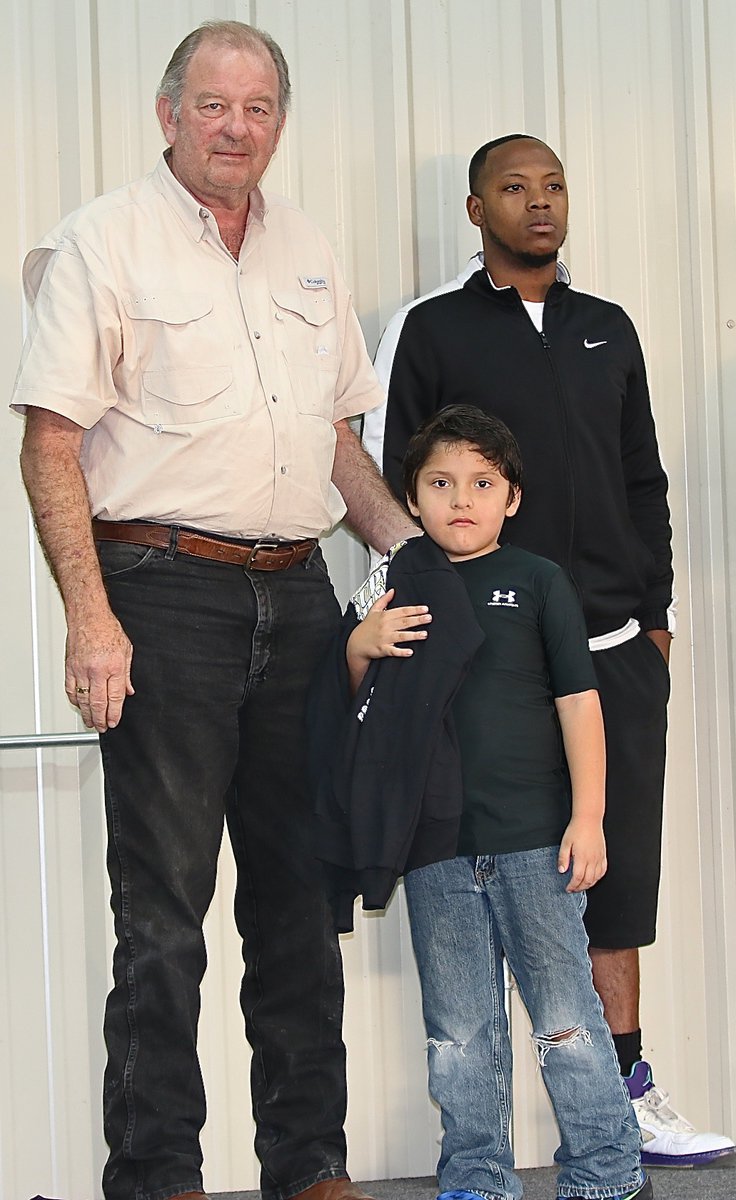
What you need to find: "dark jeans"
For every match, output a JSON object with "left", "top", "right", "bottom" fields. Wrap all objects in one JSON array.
[{"left": 97, "top": 538, "right": 347, "bottom": 1200}]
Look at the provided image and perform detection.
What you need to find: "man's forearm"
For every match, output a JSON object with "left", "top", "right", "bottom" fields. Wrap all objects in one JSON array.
[
  {"left": 20, "top": 408, "right": 108, "bottom": 618},
  {"left": 20, "top": 407, "right": 133, "bottom": 731},
  {"left": 332, "top": 418, "right": 418, "bottom": 554}
]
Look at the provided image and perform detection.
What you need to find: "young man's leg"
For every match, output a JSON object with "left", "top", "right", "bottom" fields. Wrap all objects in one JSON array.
[
  {"left": 489, "top": 846, "right": 643, "bottom": 1200},
  {"left": 589, "top": 634, "right": 734, "bottom": 1166},
  {"left": 404, "top": 856, "right": 521, "bottom": 1200}
]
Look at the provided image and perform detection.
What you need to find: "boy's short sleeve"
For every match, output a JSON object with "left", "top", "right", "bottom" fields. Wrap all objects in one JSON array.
[{"left": 540, "top": 568, "right": 599, "bottom": 697}]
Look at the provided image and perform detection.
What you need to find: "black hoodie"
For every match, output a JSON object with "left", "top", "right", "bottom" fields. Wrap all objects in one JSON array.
[
  {"left": 309, "top": 536, "right": 484, "bottom": 933},
  {"left": 380, "top": 268, "right": 673, "bottom": 639}
]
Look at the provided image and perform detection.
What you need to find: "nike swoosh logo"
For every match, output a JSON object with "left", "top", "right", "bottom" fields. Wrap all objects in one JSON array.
[{"left": 584, "top": 338, "right": 608, "bottom": 349}]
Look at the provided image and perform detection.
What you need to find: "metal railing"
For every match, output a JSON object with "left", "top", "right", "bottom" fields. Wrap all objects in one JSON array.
[{"left": 0, "top": 732, "right": 99, "bottom": 750}]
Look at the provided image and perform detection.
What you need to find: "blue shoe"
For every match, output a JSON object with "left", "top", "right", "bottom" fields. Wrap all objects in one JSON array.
[
  {"left": 625, "top": 1061, "right": 735, "bottom": 1167},
  {"left": 437, "top": 1192, "right": 491, "bottom": 1200},
  {"left": 437, "top": 1191, "right": 494, "bottom": 1200}
]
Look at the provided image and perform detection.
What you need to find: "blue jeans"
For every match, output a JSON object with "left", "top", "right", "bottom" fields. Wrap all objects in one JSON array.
[
  {"left": 97, "top": 537, "right": 347, "bottom": 1200},
  {"left": 404, "top": 849, "right": 642, "bottom": 1200}
]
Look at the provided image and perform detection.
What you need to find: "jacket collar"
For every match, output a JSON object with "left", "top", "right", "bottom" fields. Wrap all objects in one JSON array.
[{"left": 464, "top": 255, "right": 571, "bottom": 306}]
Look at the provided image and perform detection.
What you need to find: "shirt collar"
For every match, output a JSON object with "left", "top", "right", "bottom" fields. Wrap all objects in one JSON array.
[{"left": 153, "top": 151, "right": 267, "bottom": 241}]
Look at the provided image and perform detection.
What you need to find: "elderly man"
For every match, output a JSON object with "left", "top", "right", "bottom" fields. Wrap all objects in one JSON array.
[
  {"left": 364, "top": 133, "right": 735, "bottom": 1171},
  {"left": 13, "top": 20, "right": 414, "bottom": 1200}
]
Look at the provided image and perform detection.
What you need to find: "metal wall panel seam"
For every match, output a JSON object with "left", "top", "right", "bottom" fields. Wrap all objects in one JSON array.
[{"left": 691, "top": 0, "right": 736, "bottom": 1135}]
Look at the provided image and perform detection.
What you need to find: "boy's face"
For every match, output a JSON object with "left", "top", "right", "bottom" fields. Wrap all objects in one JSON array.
[{"left": 407, "top": 440, "right": 520, "bottom": 561}]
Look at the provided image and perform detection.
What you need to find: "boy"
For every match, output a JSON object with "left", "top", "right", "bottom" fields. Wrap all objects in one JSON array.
[{"left": 341, "top": 406, "right": 648, "bottom": 1200}]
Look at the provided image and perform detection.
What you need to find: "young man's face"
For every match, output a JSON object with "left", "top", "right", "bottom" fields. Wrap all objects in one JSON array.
[
  {"left": 408, "top": 441, "right": 520, "bottom": 561},
  {"left": 467, "top": 138, "right": 568, "bottom": 269}
]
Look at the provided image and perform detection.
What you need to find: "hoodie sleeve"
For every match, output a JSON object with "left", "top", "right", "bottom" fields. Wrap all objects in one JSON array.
[
  {"left": 620, "top": 311, "right": 674, "bottom": 631},
  {"left": 374, "top": 305, "right": 445, "bottom": 502}
]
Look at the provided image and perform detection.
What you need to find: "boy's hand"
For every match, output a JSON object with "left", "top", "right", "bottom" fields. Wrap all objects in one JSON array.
[
  {"left": 346, "top": 588, "right": 431, "bottom": 693},
  {"left": 558, "top": 816, "right": 607, "bottom": 892}
]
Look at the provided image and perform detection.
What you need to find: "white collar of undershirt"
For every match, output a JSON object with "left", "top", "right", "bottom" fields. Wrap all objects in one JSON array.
[{"left": 522, "top": 300, "right": 545, "bottom": 331}]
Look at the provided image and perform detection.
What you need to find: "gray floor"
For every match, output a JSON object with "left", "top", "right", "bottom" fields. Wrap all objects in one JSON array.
[{"left": 213, "top": 1157, "right": 736, "bottom": 1200}]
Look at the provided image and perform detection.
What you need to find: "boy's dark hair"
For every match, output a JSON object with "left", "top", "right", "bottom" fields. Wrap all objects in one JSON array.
[{"left": 402, "top": 404, "right": 523, "bottom": 506}]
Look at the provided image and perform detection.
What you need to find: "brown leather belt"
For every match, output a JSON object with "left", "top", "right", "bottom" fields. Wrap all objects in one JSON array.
[{"left": 92, "top": 520, "right": 317, "bottom": 571}]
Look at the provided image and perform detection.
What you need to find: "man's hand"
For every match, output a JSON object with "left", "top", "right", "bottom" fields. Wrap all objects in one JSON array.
[
  {"left": 558, "top": 815, "right": 607, "bottom": 892},
  {"left": 645, "top": 627, "right": 672, "bottom": 665},
  {"left": 346, "top": 587, "right": 431, "bottom": 694},
  {"left": 65, "top": 610, "right": 134, "bottom": 732}
]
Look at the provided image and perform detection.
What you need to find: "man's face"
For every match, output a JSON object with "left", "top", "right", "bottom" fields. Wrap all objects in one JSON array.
[
  {"left": 156, "top": 40, "right": 285, "bottom": 210},
  {"left": 466, "top": 138, "right": 568, "bottom": 268}
]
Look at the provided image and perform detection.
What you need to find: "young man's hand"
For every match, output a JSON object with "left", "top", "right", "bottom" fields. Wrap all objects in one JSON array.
[
  {"left": 346, "top": 588, "right": 431, "bottom": 694},
  {"left": 558, "top": 816, "right": 607, "bottom": 892}
]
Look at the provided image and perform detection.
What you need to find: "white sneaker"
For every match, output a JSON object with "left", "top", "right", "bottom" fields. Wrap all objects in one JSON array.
[{"left": 625, "top": 1060, "right": 735, "bottom": 1167}]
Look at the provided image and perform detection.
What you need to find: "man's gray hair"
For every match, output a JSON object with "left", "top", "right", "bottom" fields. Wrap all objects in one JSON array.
[{"left": 157, "top": 20, "right": 291, "bottom": 120}]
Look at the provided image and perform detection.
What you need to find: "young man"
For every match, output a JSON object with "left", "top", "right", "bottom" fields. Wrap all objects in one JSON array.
[
  {"left": 363, "top": 134, "right": 735, "bottom": 1169},
  {"left": 322, "top": 404, "right": 649, "bottom": 1200}
]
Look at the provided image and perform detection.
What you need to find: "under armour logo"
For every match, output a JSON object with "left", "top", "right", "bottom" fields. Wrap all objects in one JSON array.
[{"left": 488, "top": 589, "right": 518, "bottom": 607}]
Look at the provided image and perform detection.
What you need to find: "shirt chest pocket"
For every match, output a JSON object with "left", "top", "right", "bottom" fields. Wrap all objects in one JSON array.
[
  {"left": 122, "top": 291, "right": 237, "bottom": 427},
  {"left": 271, "top": 287, "right": 341, "bottom": 418}
]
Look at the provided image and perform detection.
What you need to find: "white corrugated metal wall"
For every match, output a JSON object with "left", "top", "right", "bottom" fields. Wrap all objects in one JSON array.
[{"left": 1, "top": 1, "right": 735, "bottom": 1197}]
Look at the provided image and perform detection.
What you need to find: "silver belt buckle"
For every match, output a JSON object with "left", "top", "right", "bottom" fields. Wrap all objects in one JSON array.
[{"left": 247, "top": 538, "right": 284, "bottom": 569}]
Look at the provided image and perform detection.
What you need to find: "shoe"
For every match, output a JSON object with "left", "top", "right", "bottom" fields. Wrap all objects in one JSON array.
[
  {"left": 568, "top": 1176, "right": 653, "bottom": 1199},
  {"left": 622, "top": 1181, "right": 653, "bottom": 1200},
  {"left": 291, "top": 1181, "right": 378, "bottom": 1200},
  {"left": 437, "top": 1192, "right": 490, "bottom": 1200},
  {"left": 625, "top": 1060, "right": 736, "bottom": 1167}
]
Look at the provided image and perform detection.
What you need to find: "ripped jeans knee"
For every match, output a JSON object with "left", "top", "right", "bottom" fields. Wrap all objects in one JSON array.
[
  {"left": 532, "top": 1024, "right": 592, "bottom": 1067},
  {"left": 428, "top": 1037, "right": 467, "bottom": 1057}
]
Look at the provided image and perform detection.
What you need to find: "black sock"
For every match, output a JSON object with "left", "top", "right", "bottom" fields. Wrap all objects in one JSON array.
[{"left": 613, "top": 1029, "right": 643, "bottom": 1076}]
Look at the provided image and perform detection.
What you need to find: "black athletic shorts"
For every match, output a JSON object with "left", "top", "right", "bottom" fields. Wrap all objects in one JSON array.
[{"left": 584, "top": 631, "right": 670, "bottom": 949}]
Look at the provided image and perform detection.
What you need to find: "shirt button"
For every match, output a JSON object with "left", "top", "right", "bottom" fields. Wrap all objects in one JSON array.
[
  {"left": 274, "top": 311, "right": 284, "bottom": 321},
  {"left": 199, "top": 207, "right": 210, "bottom": 219},
  {"left": 253, "top": 330, "right": 261, "bottom": 339},
  {"left": 280, "top": 466, "right": 287, "bottom": 475},
  {"left": 271, "top": 394, "right": 278, "bottom": 403}
]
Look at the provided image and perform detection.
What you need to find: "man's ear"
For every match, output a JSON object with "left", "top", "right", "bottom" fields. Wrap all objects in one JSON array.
[
  {"left": 156, "top": 95, "right": 177, "bottom": 146},
  {"left": 506, "top": 486, "right": 522, "bottom": 517},
  {"left": 466, "top": 193, "right": 484, "bottom": 228}
]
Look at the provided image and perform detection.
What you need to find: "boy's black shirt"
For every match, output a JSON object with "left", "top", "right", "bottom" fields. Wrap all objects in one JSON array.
[
  {"left": 309, "top": 537, "right": 597, "bottom": 930},
  {"left": 452, "top": 544, "right": 597, "bottom": 855}
]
